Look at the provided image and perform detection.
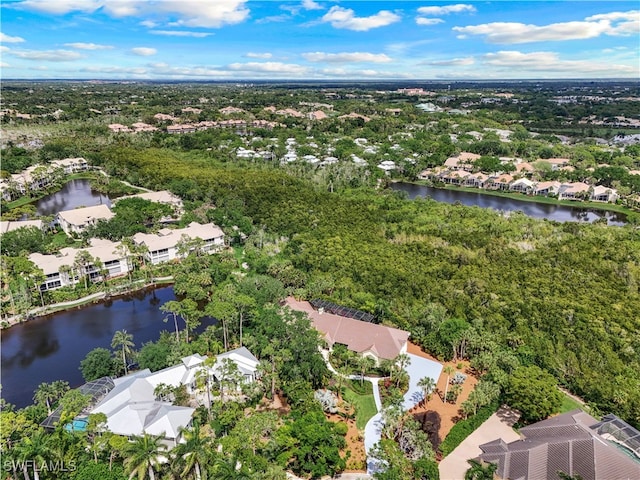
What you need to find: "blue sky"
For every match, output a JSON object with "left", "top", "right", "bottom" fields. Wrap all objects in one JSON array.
[{"left": 1, "top": 1, "right": 638, "bottom": 79}]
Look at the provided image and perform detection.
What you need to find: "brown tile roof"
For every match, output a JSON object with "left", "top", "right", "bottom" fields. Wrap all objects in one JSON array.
[
  {"left": 478, "top": 410, "right": 640, "bottom": 480},
  {"left": 284, "top": 297, "right": 409, "bottom": 360}
]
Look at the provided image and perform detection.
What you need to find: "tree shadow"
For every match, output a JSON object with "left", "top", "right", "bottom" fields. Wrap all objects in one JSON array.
[{"left": 414, "top": 410, "right": 442, "bottom": 450}]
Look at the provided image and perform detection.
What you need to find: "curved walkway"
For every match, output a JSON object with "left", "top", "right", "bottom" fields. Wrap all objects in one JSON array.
[{"left": 320, "top": 350, "right": 443, "bottom": 475}]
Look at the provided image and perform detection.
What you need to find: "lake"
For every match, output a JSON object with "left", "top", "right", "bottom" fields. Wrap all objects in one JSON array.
[
  {"left": 35, "top": 179, "right": 111, "bottom": 216},
  {"left": 0, "top": 286, "right": 216, "bottom": 409},
  {"left": 391, "top": 182, "right": 627, "bottom": 226}
]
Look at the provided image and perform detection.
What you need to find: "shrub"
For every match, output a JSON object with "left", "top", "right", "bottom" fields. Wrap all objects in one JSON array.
[{"left": 439, "top": 401, "right": 499, "bottom": 457}]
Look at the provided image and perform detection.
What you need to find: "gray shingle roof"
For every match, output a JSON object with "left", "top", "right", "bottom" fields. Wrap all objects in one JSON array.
[{"left": 478, "top": 410, "right": 640, "bottom": 480}]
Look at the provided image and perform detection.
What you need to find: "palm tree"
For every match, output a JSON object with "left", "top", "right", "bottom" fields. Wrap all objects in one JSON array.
[
  {"left": 172, "top": 421, "right": 212, "bottom": 480},
  {"left": 212, "top": 454, "right": 252, "bottom": 480},
  {"left": 443, "top": 365, "right": 455, "bottom": 403},
  {"left": 33, "top": 382, "right": 56, "bottom": 415},
  {"left": 394, "top": 353, "right": 411, "bottom": 388},
  {"left": 18, "top": 429, "right": 52, "bottom": 480},
  {"left": 123, "top": 433, "right": 167, "bottom": 480},
  {"left": 417, "top": 376, "right": 436, "bottom": 407},
  {"left": 465, "top": 459, "right": 497, "bottom": 480},
  {"left": 111, "top": 330, "right": 135, "bottom": 375},
  {"left": 73, "top": 250, "right": 95, "bottom": 290}
]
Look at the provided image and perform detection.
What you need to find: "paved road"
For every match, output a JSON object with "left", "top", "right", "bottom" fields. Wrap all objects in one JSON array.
[{"left": 439, "top": 407, "right": 520, "bottom": 480}]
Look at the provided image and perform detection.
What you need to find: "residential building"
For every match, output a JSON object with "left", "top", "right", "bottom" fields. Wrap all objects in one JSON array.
[
  {"left": 591, "top": 185, "right": 618, "bottom": 203},
  {"left": 29, "top": 238, "right": 131, "bottom": 291},
  {"left": 285, "top": 297, "right": 409, "bottom": 365},
  {"left": 132, "top": 222, "right": 225, "bottom": 265},
  {"left": 534, "top": 181, "right": 562, "bottom": 197},
  {"left": 558, "top": 182, "right": 590, "bottom": 201},
  {"left": 510, "top": 178, "right": 536, "bottom": 194},
  {"left": 213, "top": 347, "right": 261, "bottom": 386},
  {"left": 57, "top": 204, "right": 115, "bottom": 236},
  {"left": 544, "top": 157, "right": 571, "bottom": 171},
  {"left": 477, "top": 410, "right": 640, "bottom": 480},
  {"left": 50, "top": 157, "right": 89, "bottom": 174},
  {"left": 0, "top": 220, "right": 44, "bottom": 234}
]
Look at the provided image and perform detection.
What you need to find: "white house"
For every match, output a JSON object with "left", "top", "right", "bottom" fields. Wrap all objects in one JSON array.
[
  {"left": 509, "top": 178, "right": 536, "bottom": 194},
  {"left": 29, "top": 238, "right": 131, "bottom": 291},
  {"left": 591, "top": 185, "right": 618, "bottom": 203},
  {"left": 132, "top": 222, "right": 225, "bottom": 265},
  {"left": 50, "top": 158, "right": 89, "bottom": 174},
  {"left": 0, "top": 220, "right": 44, "bottom": 234},
  {"left": 57, "top": 204, "right": 115, "bottom": 236},
  {"left": 89, "top": 349, "right": 259, "bottom": 447}
]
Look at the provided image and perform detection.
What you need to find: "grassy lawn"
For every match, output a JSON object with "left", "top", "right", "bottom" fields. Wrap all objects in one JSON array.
[
  {"left": 559, "top": 393, "right": 586, "bottom": 414},
  {"left": 343, "top": 383, "right": 377, "bottom": 430}
]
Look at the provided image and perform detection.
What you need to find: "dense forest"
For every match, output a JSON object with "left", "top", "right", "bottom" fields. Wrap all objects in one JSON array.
[{"left": 92, "top": 146, "right": 640, "bottom": 428}]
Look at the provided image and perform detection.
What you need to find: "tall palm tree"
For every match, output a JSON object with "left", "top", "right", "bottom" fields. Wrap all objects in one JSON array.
[
  {"left": 172, "top": 421, "right": 212, "bottom": 480},
  {"left": 443, "top": 365, "right": 455, "bottom": 403},
  {"left": 73, "top": 250, "right": 95, "bottom": 290},
  {"left": 123, "top": 433, "right": 167, "bottom": 480},
  {"left": 212, "top": 454, "right": 252, "bottom": 480},
  {"left": 417, "top": 376, "right": 436, "bottom": 407},
  {"left": 33, "top": 383, "right": 56, "bottom": 415},
  {"left": 111, "top": 330, "right": 135, "bottom": 375}
]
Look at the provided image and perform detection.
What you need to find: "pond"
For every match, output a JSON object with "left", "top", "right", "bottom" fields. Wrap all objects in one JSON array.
[
  {"left": 391, "top": 182, "right": 627, "bottom": 226},
  {"left": 35, "top": 179, "right": 111, "bottom": 216},
  {"left": 0, "top": 286, "right": 216, "bottom": 409}
]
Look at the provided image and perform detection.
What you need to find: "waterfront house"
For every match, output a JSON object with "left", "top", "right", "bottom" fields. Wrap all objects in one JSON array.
[
  {"left": 50, "top": 157, "right": 89, "bottom": 174},
  {"left": 486, "top": 174, "right": 514, "bottom": 190},
  {"left": 591, "top": 185, "right": 618, "bottom": 203},
  {"left": 132, "top": 222, "right": 225, "bottom": 265},
  {"left": 285, "top": 297, "right": 409, "bottom": 365},
  {"left": 57, "top": 204, "right": 115, "bottom": 236},
  {"left": 29, "top": 238, "right": 131, "bottom": 291},
  {"left": 534, "top": 181, "right": 562, "bottom": 197},
  {"left": 509, "top": 178, "right": 536, "bottom": 194},
  {"left": 443, "top": 169, "right": 471, "bottom": 185},
  {"left": 558, "top": 182, "right": 590, "bottom": 201},
  {"left": 466, "top": 172, "right": 489, "bottom": 188}
]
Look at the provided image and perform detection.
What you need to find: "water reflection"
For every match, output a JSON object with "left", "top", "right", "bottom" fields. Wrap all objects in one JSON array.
[
  {"left": 0, "top": 286, "right": 216, "bottom": 408},
  {"left": 391, "top": 183, "right": 627, "bottom": 226},
  {"left": 35, "top": 179, "right": 111, "bottom": 216}
]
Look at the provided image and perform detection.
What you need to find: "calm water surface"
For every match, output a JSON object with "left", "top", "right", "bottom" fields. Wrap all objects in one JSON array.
[
  {"left": 35, "top": 179, "right": 111, "bottom": 216},
  {"left": 391, "top": 183, "right": 627, "bottom": 226},
  {"left": 0, "top": 286, "right": 215, "bottom": 408}
]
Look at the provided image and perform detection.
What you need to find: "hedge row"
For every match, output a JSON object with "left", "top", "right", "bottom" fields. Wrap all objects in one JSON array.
[{"left": 439, "top": 401, "right": 500, "bottom": 457}]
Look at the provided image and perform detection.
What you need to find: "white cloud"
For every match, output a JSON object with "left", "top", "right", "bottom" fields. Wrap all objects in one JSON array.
[
  {"left": 19, "top": 0, "right": 102, "bottom": 14},
  {"left": 150, "top": 30, "right": 212, "bottom": 37},
  {"left": 131, "top": 47, "right": 157, "bottom": 56},
  {"left": 301, "top": 0, "right": 323, "bottom": 10},
  {"left": 482, "top": 50, "right": 636, "bottom": 75},
  {"left": 226, "top": 61, "right": 310, "bottom": 75},
  {"left": 244, "top": 52, "right": 273, "bottom": 59},
  {"left": 319, "top": 67, "right": 411, "bottom": 78},
  {"left": 64, "top": 42, "right": 114, "bottom": 50},
  {"left": 1, "top": 32, "right": 26, "bottom": 43},
  {"left": 302, "top": 51, "right": 392, "bottom": 63},
  {"left": 0, "top": 62, "right": 10, "bottom": 68},
  {"left": 416, "top": 18, "right": 444, "bottom": 26},
  {"left": 426, "top": 57, "right": 475, "bottom": 66},
  {"left": 10, "top": 49, "right": 84, "bottom": 61},
  {"left": 321, "top": 6, "right": 400, "bottom": 31},
  {"left": 417, "top": 4, "right": 476, "bottom": 16},
  {"left": 453, "top": 10, "right": 640, "bottom": 44},
  {"left": 20, "top": 0, "right": 250, "bottom": 28},
  {"left": 139, "top": 20, "right": 158, "bottom": 28},
  {"left": 82, "top": 65, "right": 149, "bottom": 75}
]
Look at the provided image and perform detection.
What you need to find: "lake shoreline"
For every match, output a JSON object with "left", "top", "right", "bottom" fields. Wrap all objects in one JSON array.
[
  {"left": 1, "top": 277, "right": 174, "bottom": 330},
  {"left": 391, "top": 180, "right": 632, "bottom": 225},
  {"left": 394, "top": 180, "right": 636, "bottom": 216}
]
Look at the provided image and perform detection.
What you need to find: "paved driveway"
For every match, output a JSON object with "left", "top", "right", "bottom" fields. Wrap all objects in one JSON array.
[
  {"left": 439, "top": 407, "right": 520, "bottom": 480},
  {"left": 403, "top": 353, "right": 443, "bottom": 410}
]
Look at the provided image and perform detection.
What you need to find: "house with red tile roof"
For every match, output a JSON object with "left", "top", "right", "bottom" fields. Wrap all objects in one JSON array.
[{"left": 285, "top": 297, "right": 409, "bottom": 364}]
